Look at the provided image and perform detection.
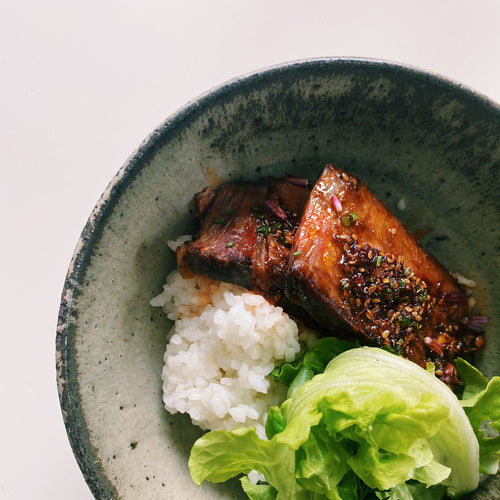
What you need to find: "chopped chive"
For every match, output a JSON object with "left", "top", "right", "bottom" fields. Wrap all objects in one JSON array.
[
  {"left": 276, "top": 222, "right": 283, "bottom": 229},
  {"left": 340, "top": 278, "right": 349, "bottom": 289},
  {"left": 214, "top": 218, "right": 227, "bottom": 224},
  {"left": 341, "top": 215, "right": 352, "bottom": 227},
  {"left": 392, "top": 343, "right": 403, "bottom": 355},
  {"left": 399, "top": 280, "right": 406, "bottom": 289},
  {"left": 341, "top": 212, "right": 358, "bottom": 227},
  {"left": 418, "top": 293, "right": 428, "bottom": 303},
  {"left": 405, "top": 267, "right": 411, "bottom": 276},
  {"left": 426, "top": 361, "right": 436, "bottom": 374},
  {"left": 376, "top": 255, "right": 382, "bottom": 267},
  {"left": 257, "top": 225, "right": 271, "bottom": 235},
  {"left": 293, "top": 250, "right": 303, "bottom": 257},
  {"left": 225, "top": 209, "right": 237, "bottom": 215},
  {"left": 226, "top": 241, "right": 234, "bottom": 248},
  {"left": 398, "top": 315, "right": 413, "bottom": 328}
]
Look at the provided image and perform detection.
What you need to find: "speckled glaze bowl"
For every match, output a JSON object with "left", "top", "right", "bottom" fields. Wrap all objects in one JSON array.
[{"left": 57, "top": 58, "right": 500, "bottom": 499}]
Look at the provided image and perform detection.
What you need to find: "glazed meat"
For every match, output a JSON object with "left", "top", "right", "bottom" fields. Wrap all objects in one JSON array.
[
  {"left": 177, "top": 176, "right": 310, "bottom": 305},
  {"left": 286, "top": 164, "right": 484, "bottom": 380},
  {"left": 177, "top": 164, "right": 485, "bottom": 384}
]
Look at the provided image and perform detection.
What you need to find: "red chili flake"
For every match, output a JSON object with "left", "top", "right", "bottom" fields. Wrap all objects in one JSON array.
[
  {"left": 285, "top": 175, "right": 308, "bottom": 187},
  {"left": 332, "top": 195, "right": 342, "bottom": 213},
  {"left": 443, "top": 362, "right": 462, "bottom": 385},
  {"left": 464, "top": 315, "right": 489, "bottom": 332},
  {"left": 445, "top": 291, "right": 464, "bottom": 303},
  {"left": 424, "top": 336, "right": 444, "bottom": 357},
  {"left": 265, "top": 198, "right": 288, "bottom": 221}
]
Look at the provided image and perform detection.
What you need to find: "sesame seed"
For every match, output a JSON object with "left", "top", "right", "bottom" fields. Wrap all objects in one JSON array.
[{"left": 437, "top": 334, "right": 449, "bottom": 344}]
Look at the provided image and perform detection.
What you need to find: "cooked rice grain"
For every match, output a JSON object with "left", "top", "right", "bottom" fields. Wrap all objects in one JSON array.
[{"left": 151, "top": 270, "right": 303, "bottom": 437}]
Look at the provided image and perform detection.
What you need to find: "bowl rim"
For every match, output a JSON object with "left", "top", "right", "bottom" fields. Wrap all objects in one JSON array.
[{"left": 55, "top": 56, "right": 500, "bottom": 498}]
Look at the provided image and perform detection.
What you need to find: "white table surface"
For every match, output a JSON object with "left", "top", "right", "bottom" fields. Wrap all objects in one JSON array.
[{"left": 1, "top": 1, "right": 499, "bottom": 498}]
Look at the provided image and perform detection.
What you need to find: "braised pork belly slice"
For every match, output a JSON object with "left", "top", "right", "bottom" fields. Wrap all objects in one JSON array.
[
  {"left": 286, "top": 164, "right": 484, "bottom": 381},
  {"left": 177, "top": 176, "right": 310, "bottom": 305}
]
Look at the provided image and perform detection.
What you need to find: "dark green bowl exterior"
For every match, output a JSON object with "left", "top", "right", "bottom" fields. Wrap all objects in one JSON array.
[{"left": 57, "top": 58, "right": 500, "bottom": 499}]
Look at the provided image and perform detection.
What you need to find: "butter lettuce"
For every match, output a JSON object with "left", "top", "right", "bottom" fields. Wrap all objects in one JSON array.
[
  {"left": 189, "top": 347, "right": 499, "bottom": 499},
  {"left": 270, "top": 337, "right": 356, "bottom": 397},
  {"left": 455, "top": 358, "right": 500, "bottom": 474}
]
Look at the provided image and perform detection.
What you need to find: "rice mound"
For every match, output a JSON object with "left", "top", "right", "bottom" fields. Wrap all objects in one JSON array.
[{"left": 151, "top": 269, "right": 305, "bottom": 438}]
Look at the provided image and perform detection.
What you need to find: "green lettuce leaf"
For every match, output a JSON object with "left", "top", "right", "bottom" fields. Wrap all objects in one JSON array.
[
  {"left": 265, "top": 406, "right": 286, "bottom": 440},
  {"left": 271, "top": 337, "right": 355, "bottom": 393},
  {"left": 375, "top": 482, "right": 446, "bottom": 500},
  {"left": 288, "top": 365, "right": 315, "bottom": 398},
  {"left": 337, "top": 470, "right": 375, "bottom": 499},
  {"left": 189, "top": 348, "right": 484, "bottom": 499},
  {"left": 276, "top": 348, "right": 477, "bottom": 496},
  {"left": 456, "top": 358, "right": 500, "bottom": 474},
  {"left": 188, "top": 426, "right": 309, "bottom": 499},
  {"left": 295, "top": 423, "right": 348, "bottom": 496},
  {"left": 240, "top": 476, "right": 278, "bottom": 500}
]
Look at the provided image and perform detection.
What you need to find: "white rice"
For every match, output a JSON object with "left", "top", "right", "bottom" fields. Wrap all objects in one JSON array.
[
  {"left": 451, "top": 272, "right": 476, "bottom": 288},
  {"left": 151, "top": 251, "right": 312, "bottom": 438}
]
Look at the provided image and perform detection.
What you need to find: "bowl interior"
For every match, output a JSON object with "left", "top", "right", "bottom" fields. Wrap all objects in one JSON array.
[{"left": 57, "top": 58, "right": 500, "bottom": 499}]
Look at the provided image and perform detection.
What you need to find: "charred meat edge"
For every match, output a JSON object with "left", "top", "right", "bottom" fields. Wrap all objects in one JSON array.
[{"left": 177, "top": 176, "right": 311, "bottom": 306}]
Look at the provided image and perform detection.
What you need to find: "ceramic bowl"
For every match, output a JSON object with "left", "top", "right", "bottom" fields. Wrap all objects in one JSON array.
[{"left": 57, "top": 58, "right": 500, "bottom": 499}]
